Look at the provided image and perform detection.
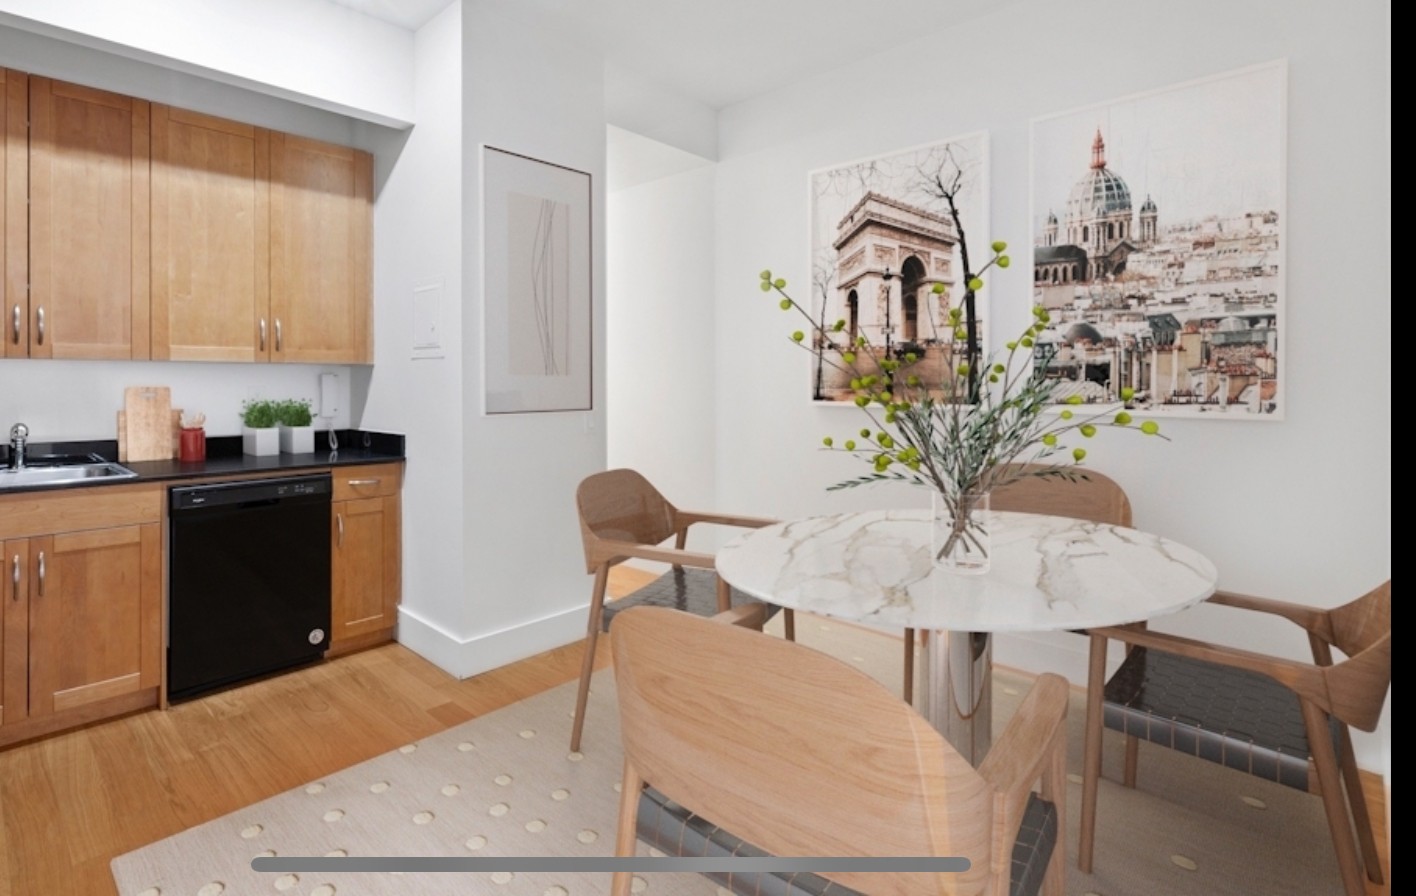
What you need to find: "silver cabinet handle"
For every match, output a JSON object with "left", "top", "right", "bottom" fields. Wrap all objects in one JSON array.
[
  {"left": 336, "top": 512, "right": 344, "bottom": 547},
  {"left": 35, "top": 306, "right": 44, "bottom": 345},
  {"left": 346, "top": 478, "right": 381, "bottom": 487},
  {"left": 259, "top": 318, "right": 267, "bottom": 351},
  {"left": 10, "top": 554, "right": 18, "bottom": 602},
  {"left": 36, "top": 550, "right": 44, "bottom": 597},
  {"left": 10, "top": 304, "right": 17, "bottom": 344},
  {"left": 274, "top": 318, "right": 283, "bottom": 352}
]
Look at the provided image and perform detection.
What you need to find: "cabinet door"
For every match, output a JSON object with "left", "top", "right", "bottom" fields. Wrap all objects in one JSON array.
[
  {"left": 151, "top": 106, "right": 271, "bottom": 361},
  {"left": 2, "top": 70, "right": 26, "bottom": 359},
  {"left": 331, "top": 495, "right": 400, "bottom": 644},
  {"left": 27, "top": 524, "right": 161, "bottom": 718},
  {"left": 0, "top": 539, "right": 27, "bottom": 726},
  {"left": 270, "top": 133, "right": 372, "bottom": 363},
  {"left": 28, "top": 77, "right": 151, "bottom": 360}
]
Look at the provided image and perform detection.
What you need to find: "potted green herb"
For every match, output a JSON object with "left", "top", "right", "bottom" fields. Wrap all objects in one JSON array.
[
  {"left": 241, "top": 399, "right": 280, "bottom": 456},
  {"left": 275, "top": 398, "right": 316, "bottom": 454}
]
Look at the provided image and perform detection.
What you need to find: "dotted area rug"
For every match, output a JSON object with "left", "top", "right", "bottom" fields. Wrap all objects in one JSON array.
[{"left": 111, "top": 615, "right": 1348, "bottom": 896}]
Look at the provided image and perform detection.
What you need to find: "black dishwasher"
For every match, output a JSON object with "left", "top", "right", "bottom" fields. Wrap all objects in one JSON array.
[{"left": 168, "top": 474, "right": 332, "bottom": 701}]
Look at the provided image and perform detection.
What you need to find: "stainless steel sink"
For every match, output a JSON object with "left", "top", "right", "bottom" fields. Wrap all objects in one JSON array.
[{"left": 0, "top": 454, "right": 138, "bottom": 489}]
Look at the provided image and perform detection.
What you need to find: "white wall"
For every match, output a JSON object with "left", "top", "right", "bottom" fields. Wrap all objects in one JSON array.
[
  {"left": 353, "top": 2, "right": 465, "bottom": 671},
  {"left": 0, "top": 0, "right": 414, "bottom": 126},
  {"left": 709, "top": 0, "right": 1390, "bottom": 766},
  {"left": 606, "top": 135, "right": 718, "bottom": 512},
  {"left": 0, "top": 23, "right": 370, "bottom": 145},
  {"left": 420, "top": 0, "right": 607, "bottom": 677},
  {"left": 0, "top": 361, "right": 351, "bottom": 441},
  {"left": 604, "top": 63, "right": 717, "bottom": 162}
]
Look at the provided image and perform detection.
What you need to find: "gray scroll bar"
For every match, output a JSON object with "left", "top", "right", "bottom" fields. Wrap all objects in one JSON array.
[{"left": 253, "top": 856, "right": 970, "bottom": 873}]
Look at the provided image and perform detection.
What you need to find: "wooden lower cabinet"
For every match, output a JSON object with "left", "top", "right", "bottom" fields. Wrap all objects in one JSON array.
[
  {"left": 0, "top": 465, "right": 403, "bottom": 747},
  {"left": 330, "top": 464, "right": 403, "bottom": 653},
  {"left": 0, "top": 539, "right": 29, "bottom": 727},
  {"left": 27, "top": 524, "right": 162, "bottom": 717},
  {"left": 0, "top": 485, "right": 163, "bottom": 746}
]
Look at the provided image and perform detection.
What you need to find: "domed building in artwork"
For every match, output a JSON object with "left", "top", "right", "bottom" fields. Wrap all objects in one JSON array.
[{"left": 1035, "top": 130, "right": 1157, "bottom": 286}]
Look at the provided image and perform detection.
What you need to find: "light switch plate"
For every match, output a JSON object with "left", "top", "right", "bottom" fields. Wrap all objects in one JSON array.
[{"left": 412, "top": 282, "right": 444, "bottom": 359}]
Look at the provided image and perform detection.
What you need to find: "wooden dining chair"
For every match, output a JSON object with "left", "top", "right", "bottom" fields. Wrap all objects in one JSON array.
[
  {"left": 1078, "top": 580, "right": 1391, "bottom": 896},
  {"left": 902, "top": 466, "right": 1133, "bottom": 703},
  {"left": 570, "top": 468, "right": 795, "bottom": 751},
  {"left": 610, "top": 606, "right": 1070, "bottom": 896}
]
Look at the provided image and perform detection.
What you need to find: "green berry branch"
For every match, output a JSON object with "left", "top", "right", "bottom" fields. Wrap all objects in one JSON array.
[{"left": 758, "top": 251, "right": 1165, "bottom": 559}]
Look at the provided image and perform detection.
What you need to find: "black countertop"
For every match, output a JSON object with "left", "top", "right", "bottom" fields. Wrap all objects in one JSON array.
[{"left": 0, "top": 429, "right": 405, "bottom": 495}]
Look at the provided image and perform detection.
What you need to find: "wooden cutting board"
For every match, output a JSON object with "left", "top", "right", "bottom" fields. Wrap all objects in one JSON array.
[
  {"left": 122, "top": 386, "right": 173, "bottom": 462},
  {"left": 117, "top": 408, "right": 182, "bottom": 462}
]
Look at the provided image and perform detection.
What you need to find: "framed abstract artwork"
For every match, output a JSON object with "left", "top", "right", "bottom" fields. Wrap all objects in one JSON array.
[{"left": 481, "top": 145, "right": 593, "bottom": 414}]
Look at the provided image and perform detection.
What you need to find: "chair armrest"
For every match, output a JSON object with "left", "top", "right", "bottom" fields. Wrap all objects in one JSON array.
[
  {"left": 590, "top": 540, "right": 718, "bottom": 570},
  {"left": 675, "top": 510, "right": 779, "bottom": 530},
  {"left": 1092, "top": 624, "right": 1330, "bottom": 708},
  {"left": 1207, "top": 590, "right": 1334, "bottom": 639},
  {"left": 978, "top": 673, "right": 1068, "bottom": 847}
]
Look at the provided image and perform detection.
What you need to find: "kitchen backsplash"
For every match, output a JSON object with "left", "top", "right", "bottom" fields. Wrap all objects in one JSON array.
[{"left": 0, "top": 359, "right": 354, "bottom": 441}]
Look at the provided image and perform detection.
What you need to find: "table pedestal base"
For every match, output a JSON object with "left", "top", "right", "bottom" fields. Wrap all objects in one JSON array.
[{"left": 919, "top": 629, "right": 992, "bottom": 764}]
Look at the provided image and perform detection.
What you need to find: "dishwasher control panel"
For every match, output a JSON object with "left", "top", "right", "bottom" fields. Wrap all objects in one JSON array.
[{"left": 170, "top": 473, "right": 333, "bottom": 510}]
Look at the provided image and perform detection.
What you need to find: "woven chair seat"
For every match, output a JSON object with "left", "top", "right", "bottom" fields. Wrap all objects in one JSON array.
[
  {"left": 637, "top": 786, "right": 1058, "bottom": 896},
  {"left": 600, "top": 567, "right": 780, "bottom": 632},
  {"left": 1104, "top": 647, "right": 1339, "bottom": 791}
]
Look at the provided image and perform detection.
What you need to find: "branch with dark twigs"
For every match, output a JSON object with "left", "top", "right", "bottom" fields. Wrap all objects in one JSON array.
[{"left": 758, "top": 253, "right": 1166, "bottom": 555}]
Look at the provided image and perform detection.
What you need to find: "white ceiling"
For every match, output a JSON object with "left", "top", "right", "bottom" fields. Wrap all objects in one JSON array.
[
  {"left": 325, "top": 0, "right": 1024, "bottom": 110},
  {"left": 324, "top": 0, "right": 454, "bottom": 30},
  {"left": 606, "top": 124, "right": 714, "bottom": 191}
]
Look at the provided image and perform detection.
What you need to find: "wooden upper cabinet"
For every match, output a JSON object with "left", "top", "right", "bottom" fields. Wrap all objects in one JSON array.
[
  {"left": 270, "top": 133, "right": 373, "bottom": 364},
  {"left": 5, "top": 72, "right": 374, "bottom": 364},
  {"left": 28, "top": 77, "right": 150, "bottom": 360},
  {"left": 2, "top": 70, "right": 27, "bottom": 360},
  {"left": 151, "top": 106, "right": 271, "bottom": 361}
]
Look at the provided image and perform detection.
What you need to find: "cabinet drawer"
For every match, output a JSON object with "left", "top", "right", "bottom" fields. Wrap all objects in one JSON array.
[
  {"left": 0, "top": 483, "right": 161, "bottom": 540},
  {"left": 331, "top": 464, "right": 402, "bottom": 501}
]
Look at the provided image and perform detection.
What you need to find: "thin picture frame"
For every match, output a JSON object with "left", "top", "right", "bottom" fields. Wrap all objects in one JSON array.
[{"left": 480, "top": 145, "right": 593, "bottom": 415}]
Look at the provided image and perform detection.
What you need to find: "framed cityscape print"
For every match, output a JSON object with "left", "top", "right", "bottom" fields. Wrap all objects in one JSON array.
[
  {"left": 481, "top": 145, "right": 593, "bottom": 414},
  {"left": 1030, "top": 60, "right": 1287, "bottom": 418},
  {"left": 807, "top": 133, "right": 989, "bottom": 403}
]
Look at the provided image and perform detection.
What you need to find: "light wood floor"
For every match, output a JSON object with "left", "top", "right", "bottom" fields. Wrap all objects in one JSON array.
[{"left": 0, "top": 569, "right": 1389, "bottom": 896}]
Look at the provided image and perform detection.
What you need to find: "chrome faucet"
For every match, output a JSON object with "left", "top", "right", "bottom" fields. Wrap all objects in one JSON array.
[{"left": 8, "top": 423, "right": 27, "bottom": 469}]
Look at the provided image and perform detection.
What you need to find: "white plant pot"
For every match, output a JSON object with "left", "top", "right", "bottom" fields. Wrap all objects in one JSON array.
[
  {"left": 243, "top": 426, "right": 280, "bottom": 456},
  {"left": 279, "top": 424, "right": 315, "bottom": 454}
]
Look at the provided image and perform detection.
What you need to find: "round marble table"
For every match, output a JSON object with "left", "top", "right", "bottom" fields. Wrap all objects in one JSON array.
[{"left": 715, "top": 508, "right": 1219, "bottom": 763}]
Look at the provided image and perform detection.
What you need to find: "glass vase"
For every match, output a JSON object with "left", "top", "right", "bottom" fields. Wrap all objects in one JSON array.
[{"left": 931, "top": 490, "right": 991, "bottom": 574}]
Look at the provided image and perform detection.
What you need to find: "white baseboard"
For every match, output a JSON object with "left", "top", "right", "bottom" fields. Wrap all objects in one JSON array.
[{"left": 396, "top": 603, "right": 587, "bottom": 680}]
